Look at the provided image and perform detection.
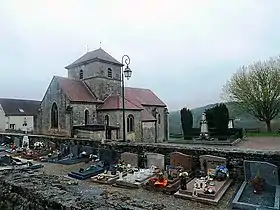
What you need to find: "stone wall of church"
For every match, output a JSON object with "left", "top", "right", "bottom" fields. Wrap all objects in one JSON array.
[
  {"left": 97, "top": 110, "right": 141, "bottom": 141},
  {"left": 68, "top": 61, "right": 122, "bottom": 100},
  {"left": 40, "top": 77, "right": 70, "bottom": 136},
  {"left": 142, "top": 121, "right": 156, "bottom": 143},
  {"left": 71, "top": 103, "right": 97, "bottom": 125},
  {"left": 143, "top": 106, "right": 166, "bottom": 143}
]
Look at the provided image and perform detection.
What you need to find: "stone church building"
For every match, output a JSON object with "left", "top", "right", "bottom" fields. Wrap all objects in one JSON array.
[{"left": 37, "top": 48, "right": 169, "bottom": 142}]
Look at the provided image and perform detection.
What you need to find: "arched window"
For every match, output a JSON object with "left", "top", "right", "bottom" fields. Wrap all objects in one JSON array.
[
  {"left": 79, "top": 69, "right": 84, "bottom": 79},
  {"left": 107, "top": 68, "right": 112, "bottom": 78},
  {"left": 104, "top": 115, "right": 109, "bottom": 125},
  {"left": 51, "top": 102, "right": 58, "bottom": 128},
  {"left": 84, "top": 110, "right": 89, "bottom": 125},
  {"left": 127, "top": 114, "right": 134, "bottom": 132},
  {"left": 158, "top": 114, "right": 161, "bottom": 124}
]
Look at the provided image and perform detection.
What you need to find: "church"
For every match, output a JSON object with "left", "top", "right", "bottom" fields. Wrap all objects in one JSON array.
[{"left": 37, "top": 48, "right": 169, "bottom": 142}]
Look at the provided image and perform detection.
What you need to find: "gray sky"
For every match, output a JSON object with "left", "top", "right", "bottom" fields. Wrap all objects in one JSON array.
[{"left": 1, "top": 0, "right": 280, "bottom": 111}]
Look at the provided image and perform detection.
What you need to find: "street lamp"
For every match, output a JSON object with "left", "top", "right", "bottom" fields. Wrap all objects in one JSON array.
[{"left": 121, "top": 55, "right": 132, "bottom": 142}]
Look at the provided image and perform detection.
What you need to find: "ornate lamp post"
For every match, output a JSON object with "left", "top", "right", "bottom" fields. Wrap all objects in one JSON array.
[{"left": 121, "top": 55, "right": 132, "bottom": 141}]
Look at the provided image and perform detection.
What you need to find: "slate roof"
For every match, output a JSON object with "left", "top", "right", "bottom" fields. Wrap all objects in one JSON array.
[
  {"left": 65, "top": 48, "right": 122, "bottom": 69},
  {"left": 57, "top": 76, "right": 97, "bottom": 103},
  {"left": 0, "top": 98, "right": 40, "bottom": 116},
  {"left": 140, "top": 109, "right": 156, "bottom": 122}
]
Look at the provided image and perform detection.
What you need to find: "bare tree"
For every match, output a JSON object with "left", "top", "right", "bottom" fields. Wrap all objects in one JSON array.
[{"left": 222, "top": 57, "right": 280, "bottom": 132}]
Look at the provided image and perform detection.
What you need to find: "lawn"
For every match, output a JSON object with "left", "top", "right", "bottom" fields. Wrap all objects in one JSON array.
[{"left": 245, "top": 132, "right": 280, "bottom": 137}]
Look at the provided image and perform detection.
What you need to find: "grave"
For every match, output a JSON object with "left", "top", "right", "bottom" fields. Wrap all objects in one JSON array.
[
  {"left": 68, "top": 161, "right": 105, "bottom": 180},
  {"left": 232, "top": 160, "right": 280, "bottom": 210},
  {"left": 114, "top": 153, "right": 164, "bottom": 189},
  {"left": 174, "top": 155, "right": 232, "bottom": 205},
  {"left": 143, "top": 152, "right": 194, "bottom": 194},
  {"left": 91, "top": 152, "right": 138, "bottom": 185}
]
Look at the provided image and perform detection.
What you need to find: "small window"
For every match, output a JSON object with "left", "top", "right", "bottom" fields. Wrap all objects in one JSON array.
[
  {"left": 9, "top": 124, "right": 15, "bottom": 130},
  {"left": 79, "top": 69, "right": 84, "bottom": 79},
  {"left": 84, "top": 110, "right": 89, "bottom": 125},
  {"left": 107, "top": 68, "right": 112, "bottom": 78},
  {"left": 127, "top": 114, "right": 134, "bottom": 132},
  {"left": 104, "top": 115, "right": 109, "bottom": 125},
  {"left": 19, "top": 109, "right": 24, "bottom": 113},
  {"left": 158, "top": 114, "right": 161, "bottom": 124}
]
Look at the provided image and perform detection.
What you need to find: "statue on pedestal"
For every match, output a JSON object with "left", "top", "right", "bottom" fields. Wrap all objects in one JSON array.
[{"left": 199, "top": 113, "right": 210, "bottom": 140}]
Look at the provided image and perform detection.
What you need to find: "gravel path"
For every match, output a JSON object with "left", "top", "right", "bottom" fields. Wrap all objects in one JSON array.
[{"left": 41, "top": 162, "right": 237, "bottom": 210}]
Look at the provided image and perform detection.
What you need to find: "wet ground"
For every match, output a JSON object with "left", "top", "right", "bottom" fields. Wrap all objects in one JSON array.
[{"left": 40, "top": 161, "right": 238, "bottom": 210}]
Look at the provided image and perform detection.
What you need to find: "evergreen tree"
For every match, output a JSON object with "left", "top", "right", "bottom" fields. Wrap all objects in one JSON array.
[{"left": 180, "top": 107, "right": 193, "bottom": 138}]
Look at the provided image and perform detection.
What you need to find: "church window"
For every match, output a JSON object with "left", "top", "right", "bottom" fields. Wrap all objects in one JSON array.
[
  {"left": 84, "top": 110, "right": 89, "bottom": 125},
  {"left": 127, "top": 114, "right": 134, "bottom": 132},
  {"left": 104, "top": 115, "right": 109, "bottom": 125},
  {"left": 107, "top": 68, "right": 112, "bottom": 78},
  {"left": 79, "top": 69, "right": 84, "bottom": 79},
  {"left": 51, "top": 102, "right": 58, "bottom": 128},
  {"left": 158, "top": 114, "right": 161, "bottom": 124}
]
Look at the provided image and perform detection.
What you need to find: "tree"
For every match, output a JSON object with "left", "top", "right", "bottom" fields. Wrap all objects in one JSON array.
[
  {"left": 212, "top": 103, "right": 229, "bottom": 135},
  {"left": 205, "top": 108, "right": 215, "bottom": 129},
  {"left": 180, "top": 108, "right": 193, "bottom": 138},
  {"left": 222, "top": 57, "right": 280, "bottom": 132}
]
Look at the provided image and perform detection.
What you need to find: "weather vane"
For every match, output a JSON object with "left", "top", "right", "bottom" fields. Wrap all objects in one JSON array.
[{"left": 99, "top": 41, "right": 102, "bottom": 48}]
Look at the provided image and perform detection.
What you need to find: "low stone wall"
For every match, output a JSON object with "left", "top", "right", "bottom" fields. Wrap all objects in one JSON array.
[
  {"left": 1, "top": 133, "right": 280, "bottom": 182},
  {"left": 0, "top": 170, "right": 165, "bottom": 210}
]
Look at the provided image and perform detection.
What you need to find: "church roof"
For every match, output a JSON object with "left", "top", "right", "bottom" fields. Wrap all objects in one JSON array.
[
  {"left": 125, "top": 87, "right": 166, "bottom": 107},
  {"left": 65, "top": 48, "right": 122, "bottom": 69},
  {"left": 57, "top": 77, "right": 97, "bottom": 102},
  {"left": 0, "top": 98, "right": 40, "bottom": 116},
  {"left": 140, "top": 109, "right": 157, "bottom": 122},
  {"left": 98, "top": 95, "right": 143, "bottom": 110}
]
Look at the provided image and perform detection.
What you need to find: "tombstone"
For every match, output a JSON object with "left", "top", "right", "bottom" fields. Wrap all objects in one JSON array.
[
  {"left": 22, "top": 135, "right": 30, "bottom": 149},
  {"left": 145, "top": 153, "right": 165, "bottom": 170},
  {"left": 121, "top": 152, "right": 138, "bottom": 167},
  {"left": 244, "top": 160, "right": 278, "bottom": 186},
  {"left": 99, "top": 149, "right": 115, "bottom": 165},
  {"left": 80, "top": 146, "right": 94, "bottom": 156},
  {"left": 199, "top": 113, "right": 209, "bottom": 139},
  {"left": 170, "top": 152, "right": 193, "bottom": 171},
  {"left": 199, "top": 155, "right": 226, "bottom": 176},
  {"left": 14, "top": 137, "right": 21, "bottom": 148},
  {"left": 71, "top": 145, "right": 79, "bottom": 157}
]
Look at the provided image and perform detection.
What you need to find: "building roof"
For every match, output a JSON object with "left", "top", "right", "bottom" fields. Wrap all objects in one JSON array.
[
  {"left": 65, "top": 48, "right": 122, "bottom": 69},
  {"left": 125, "top": 87, "right": 166, "bottom": 107},
  {"left": 57, "top": 76, "right": 97, "bottom": 103},
  {"left": 98, "top": 95, "right": 143, "bottom": 110},
  {"left": 0, "top": 98, "right": 40, "bottom": 116},
  {"left": 140, "top": 109, "right": 156, "bottom": 122}
]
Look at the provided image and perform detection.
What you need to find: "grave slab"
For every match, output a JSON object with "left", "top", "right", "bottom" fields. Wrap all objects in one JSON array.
[{"left": 232, "top": 160, "right": 280, "bottom": 210}]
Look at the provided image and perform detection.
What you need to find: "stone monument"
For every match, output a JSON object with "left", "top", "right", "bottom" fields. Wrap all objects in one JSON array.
[{"left": 199, "top": 113, "right": 209, "bottom": 140}]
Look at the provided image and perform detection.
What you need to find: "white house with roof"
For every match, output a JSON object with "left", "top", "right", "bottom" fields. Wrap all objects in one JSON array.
[{"left": 0, "top": 98, "right": 40, "bottom": 133}]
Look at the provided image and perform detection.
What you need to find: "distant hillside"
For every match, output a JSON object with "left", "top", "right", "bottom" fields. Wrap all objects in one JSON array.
[{"left": 169, "top": 102, "right": 278, "bottom": 134}]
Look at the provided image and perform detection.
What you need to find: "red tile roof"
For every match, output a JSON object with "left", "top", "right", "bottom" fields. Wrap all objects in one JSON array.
[
  {"left": 125, "top": 87, "right": 166, "bottom": 107},
  {"left": 57, "top": 76, "right": 96, "bottom": 102},
  {"left": 98, "top": 95, "right": 142, "bottom": 110},
  {"left": 140, "top": 109, "right": 156, "bottom": 121}
]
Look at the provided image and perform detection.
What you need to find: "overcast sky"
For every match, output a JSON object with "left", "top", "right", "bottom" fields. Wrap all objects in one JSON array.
[{"left": 0, "top": 0, "right": 280, "bottom": 110}]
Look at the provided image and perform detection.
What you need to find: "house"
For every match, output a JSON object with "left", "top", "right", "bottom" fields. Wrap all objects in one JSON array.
[
  {"left": 0, "top": 98, "right": 40, "bottom": 133},
  {"left": 37, "top": 48, "right": 169, "bottom": 142}
]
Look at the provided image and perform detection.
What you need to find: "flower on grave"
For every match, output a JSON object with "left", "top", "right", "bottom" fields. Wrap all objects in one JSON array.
[{"left": 215, "top": 165, "right": 229, "bottom": 181}]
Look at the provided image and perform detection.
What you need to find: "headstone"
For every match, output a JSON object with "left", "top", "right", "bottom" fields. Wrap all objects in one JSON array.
[
  {"left": 121, "top": 152, "right": 138, "bottom": 167},
  {"left": 199, "top": 155, "right": 227, "bottom": 176},
  {"left": 244, "top": 160, "right": 278, "bottom": 186},
  {"left": 81, "top": 146, "right": 94, "bottom": 155},
  {"left": 170, "top": 152, "right": 193, "bottom": 171},
  {"left": 99, "top": 149, "right": 115, "bottom": 164},
  {"left": 71, "top": 145, "right": 79, "bottom": 157},
  {"left": 14, "top": 137, "right": 21, "bottom": 148},
  {"left": 145, "top": 153, "right": 165, "bottom": 169},
  {"left": 22, "top": 135, "right": 30, "bottom": 149},
  {"left": 200, "top": 113, "right": 209, "bottom": 139}
]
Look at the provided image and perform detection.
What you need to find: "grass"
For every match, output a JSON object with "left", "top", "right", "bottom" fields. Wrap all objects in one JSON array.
[{"left": 245, "top": 132, "right": 280, "bottom": 137}]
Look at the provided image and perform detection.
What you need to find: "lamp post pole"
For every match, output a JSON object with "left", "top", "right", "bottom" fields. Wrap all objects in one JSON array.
[{"left": 121, "top": 55, "right": 132, "bottom": 142}]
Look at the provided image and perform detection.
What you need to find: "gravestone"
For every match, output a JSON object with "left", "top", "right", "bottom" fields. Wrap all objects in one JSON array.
[
  {"left": 70, "top": 145, "right": 79, "bottom": 157},
  {"left": 121, "top": 152, "right": 138, "bottom": 167},
  {"left": 199, "top": 155, "right": 227, "bottom": 176},
  {"left": 60, "top": 144, "right": 70, "bottom": 156},
  {"left": 80, "top": 146, "right": 95, "bottom": 156},
  {"left": 170, "top": 152, "right": 193, "bottom": 171},
  {"left": 244, "top": 160, "right": 278, "bottom": 186},
  {"left": 14, "top": 137, "right": 21, "bottom": 148},
  {"left": 145, "top": 153, "right": 165, "bottom": 169},
  {"left": 99, "top": 149, "right": 115, "bottom": 165}
]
